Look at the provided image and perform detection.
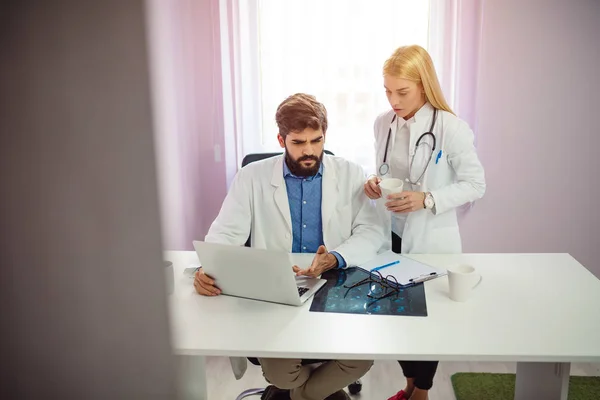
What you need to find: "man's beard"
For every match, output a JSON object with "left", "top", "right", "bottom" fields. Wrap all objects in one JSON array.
[{"left": 284, "top": 148, "right": 324, "bottom": 177}]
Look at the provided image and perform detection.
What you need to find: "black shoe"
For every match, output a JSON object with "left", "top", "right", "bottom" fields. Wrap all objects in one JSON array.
[
  {"left": 348, "top": 380, "right": 362, "bottom": 395},
  {"left": 261, "top": 385, "right": 291, "bottom": 400},
  {"left": 325, "top": 390, "right": 351, "bottom": 400}
]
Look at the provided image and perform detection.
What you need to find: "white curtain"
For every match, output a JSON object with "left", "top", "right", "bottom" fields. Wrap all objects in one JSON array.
[
  {"left": 220, "top": 0, "right": 432, "bottom": 176},
  {"left": 428, "top": 0, "right": 484, "bottom": 131},
  {"left": 220, "top": 0, "right": 483, "bottom": 178},
  {"left": 147, "top": 0, "right": 230, "bottom": 249},
  {"left": 218, "top": 0, "right": 263, "bottom": 185},
  {"left": 429, "top": 0, "right": 484, "bottom": 217}
]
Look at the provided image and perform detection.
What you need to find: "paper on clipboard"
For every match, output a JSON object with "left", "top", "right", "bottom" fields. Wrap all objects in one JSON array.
[{"left": 358, "top": 250, "right": 444, "bottom": 286}]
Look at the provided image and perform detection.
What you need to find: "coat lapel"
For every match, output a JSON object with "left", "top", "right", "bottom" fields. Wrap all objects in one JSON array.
[
  {"left": 321, "top": 155, "right": 337, "bottom": 232},
  {"left": 271, "top": 157, "right": 292, "bottom": 232}
]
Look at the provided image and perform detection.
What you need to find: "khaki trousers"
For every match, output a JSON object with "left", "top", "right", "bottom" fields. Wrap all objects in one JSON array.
[{"left": 258, "top": 358, "right": 373, "bottom": 400}]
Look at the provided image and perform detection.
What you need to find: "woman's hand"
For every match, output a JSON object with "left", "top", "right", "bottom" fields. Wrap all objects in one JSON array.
[
  {"left": 364, "top": 175, "right": 382, "bottom": 199},
  {"left": 385, "top": 191, "right": 425, "bottom": 213}
]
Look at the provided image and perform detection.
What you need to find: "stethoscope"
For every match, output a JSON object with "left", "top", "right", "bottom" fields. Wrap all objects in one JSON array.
[{"left": 378, "top": 108, "right": 438, "bottom": 186}]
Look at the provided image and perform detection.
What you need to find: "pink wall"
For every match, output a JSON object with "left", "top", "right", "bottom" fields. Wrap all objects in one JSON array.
[{"left": 460, "top": 0, "right": 600, "bottom": 275}]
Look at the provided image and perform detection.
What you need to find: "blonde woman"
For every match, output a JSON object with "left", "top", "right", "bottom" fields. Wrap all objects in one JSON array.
[{"left": 364, "top": 45, "right": 486, "bottom": 400}]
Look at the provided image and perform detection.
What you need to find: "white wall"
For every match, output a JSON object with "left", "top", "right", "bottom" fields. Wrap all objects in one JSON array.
[
  {"left": 460, "top": 0, "right": 600, "bottom": 275},
  {"left": 0, "top": 1, "right": 177, "bottom": 397}
]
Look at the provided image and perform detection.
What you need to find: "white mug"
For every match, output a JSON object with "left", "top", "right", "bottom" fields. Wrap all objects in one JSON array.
[
  {"left": 379, "top": 178, "right": 404, "bottom": 199},
  {"left": 447, "top": 264, "right": 482, "bottom": 302}
]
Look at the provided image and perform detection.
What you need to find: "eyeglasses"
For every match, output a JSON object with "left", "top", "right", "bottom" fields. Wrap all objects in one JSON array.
[{"left": 343, "top": 269, "right": 401, "bottom": 303}]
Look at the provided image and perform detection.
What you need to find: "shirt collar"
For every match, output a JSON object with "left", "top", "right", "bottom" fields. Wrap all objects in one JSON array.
[
  {"left": 398, "top": 102, "right": 434, "bottom": 125},
  {"left": 414, "top": 102, "right": 434, "bottom": 122},
  {"left": 283, "top": 157, "right": 324, "bottom": 180}
]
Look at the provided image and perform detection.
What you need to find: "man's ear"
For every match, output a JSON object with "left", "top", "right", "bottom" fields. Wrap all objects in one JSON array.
[{"left": 277, "top": 134, "right": 285, "bottom": 148}]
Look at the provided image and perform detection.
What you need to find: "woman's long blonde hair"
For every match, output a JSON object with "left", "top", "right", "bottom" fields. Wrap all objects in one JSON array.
[{"left": 383, "top": 45, "right": 454, "bottom": 115}]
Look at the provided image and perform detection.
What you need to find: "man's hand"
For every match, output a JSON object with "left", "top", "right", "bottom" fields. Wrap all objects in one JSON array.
[
  {"left": 292, "top": 245, "right": 338, "bottom": 278},
  {"left": 385, "top": 191, "right": 426, "bottom": 213},
  {"left": 364, "top": 175, "right": 382, "bottom": 199},
  {"left": 193, "top": 268, "right": 221, "bottom": 296}
]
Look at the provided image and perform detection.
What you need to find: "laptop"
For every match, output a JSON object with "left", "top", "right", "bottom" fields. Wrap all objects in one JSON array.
[{"left": 192, "top": 241, "right": 327, "bottom": 306}]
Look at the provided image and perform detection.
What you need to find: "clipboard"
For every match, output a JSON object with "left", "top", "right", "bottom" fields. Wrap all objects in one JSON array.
[{"left": 357, "top": 250, "right": 446, "bottom": 286}]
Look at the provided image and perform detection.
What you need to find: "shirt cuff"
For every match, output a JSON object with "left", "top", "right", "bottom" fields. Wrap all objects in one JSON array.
[{"left": 330, "top": 251, "right": 346, "bottom": 269}]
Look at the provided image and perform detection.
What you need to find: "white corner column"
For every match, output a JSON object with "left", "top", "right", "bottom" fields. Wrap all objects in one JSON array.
[
  {"left": 177, "top": 355, "right": 208, "bottom": 400},
  {"left": 515, "top": 362, "right": 570, "bottom": 400}
]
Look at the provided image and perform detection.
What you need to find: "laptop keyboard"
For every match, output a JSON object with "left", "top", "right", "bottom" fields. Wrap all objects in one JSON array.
[{"left": 297, "top": 286, "right": 310, "bottom": 297}]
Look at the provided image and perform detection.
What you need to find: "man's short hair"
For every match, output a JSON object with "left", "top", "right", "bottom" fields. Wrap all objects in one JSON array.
[{"left": 275, "top": 93, "right": 328, "bottom": 139}]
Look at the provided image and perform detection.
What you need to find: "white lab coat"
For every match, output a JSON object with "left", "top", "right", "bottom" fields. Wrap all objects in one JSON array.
[
  {"left": 206, "top": 154, "right": 385, "bottom": 266},
  {"left": 205, "top": 154, "right": 385, "bottom": 379},
  {"left": 373, "top": 103, "right": 486, "bottom": 254}
]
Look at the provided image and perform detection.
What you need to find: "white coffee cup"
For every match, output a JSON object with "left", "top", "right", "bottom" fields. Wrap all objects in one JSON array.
[
  {"left": 164, "top": 260, "right": 174, "bottom": 295},
  {"left": 378, "top": 178, "right": 404, "bottom": 199},
  {"left": 447, "top": 264, "right": 482, "bottom": 302}
]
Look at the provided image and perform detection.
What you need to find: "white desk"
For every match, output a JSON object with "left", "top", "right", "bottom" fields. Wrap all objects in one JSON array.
[{"left": 167, "top": 251, "right": 600, "bottom": 400}]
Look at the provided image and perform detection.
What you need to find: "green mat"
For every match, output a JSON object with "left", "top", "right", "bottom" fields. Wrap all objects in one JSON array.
[{"left": 451, "top": 373, "right": 600, "bottom": 400}]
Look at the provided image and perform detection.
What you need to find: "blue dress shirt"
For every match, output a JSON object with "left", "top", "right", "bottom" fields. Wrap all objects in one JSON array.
[{"left": 283, "top": 161, "right": 346, "bottom": 268}]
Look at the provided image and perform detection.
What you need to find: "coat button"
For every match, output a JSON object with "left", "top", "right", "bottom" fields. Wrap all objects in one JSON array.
[{"left": 286, "top": 233, "right": 291, "bottom": 239}]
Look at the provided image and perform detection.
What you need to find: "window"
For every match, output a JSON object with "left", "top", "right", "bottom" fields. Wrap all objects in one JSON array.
[{"left": 256, "top": 0, "right": 430, "bottom": 174}]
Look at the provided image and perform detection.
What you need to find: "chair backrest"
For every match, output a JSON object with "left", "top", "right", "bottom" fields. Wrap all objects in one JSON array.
[
  {"left": 241, "top": 150, "right": 334, "bottom": 248},
  {"left": 241, "top": 150, "right": 334, "bottom": 168},
  {"left": 241, "top": 152, "right": 282, "bottom": 168}
]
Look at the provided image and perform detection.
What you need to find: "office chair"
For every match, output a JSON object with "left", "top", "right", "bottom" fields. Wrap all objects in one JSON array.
[
  {"left": 240, "top": 150, "right": 334, "bottom": 169},
  {"left": 235, "top": 150, "right": 362, "bottom": 399},
  {"left": 240, "top": 150, "right": 334, "bottom": 248}
]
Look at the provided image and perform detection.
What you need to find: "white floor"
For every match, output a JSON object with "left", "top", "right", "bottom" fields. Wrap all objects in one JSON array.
[{"left": 205, "top": 357, "right": 600, "bottom": 400}]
